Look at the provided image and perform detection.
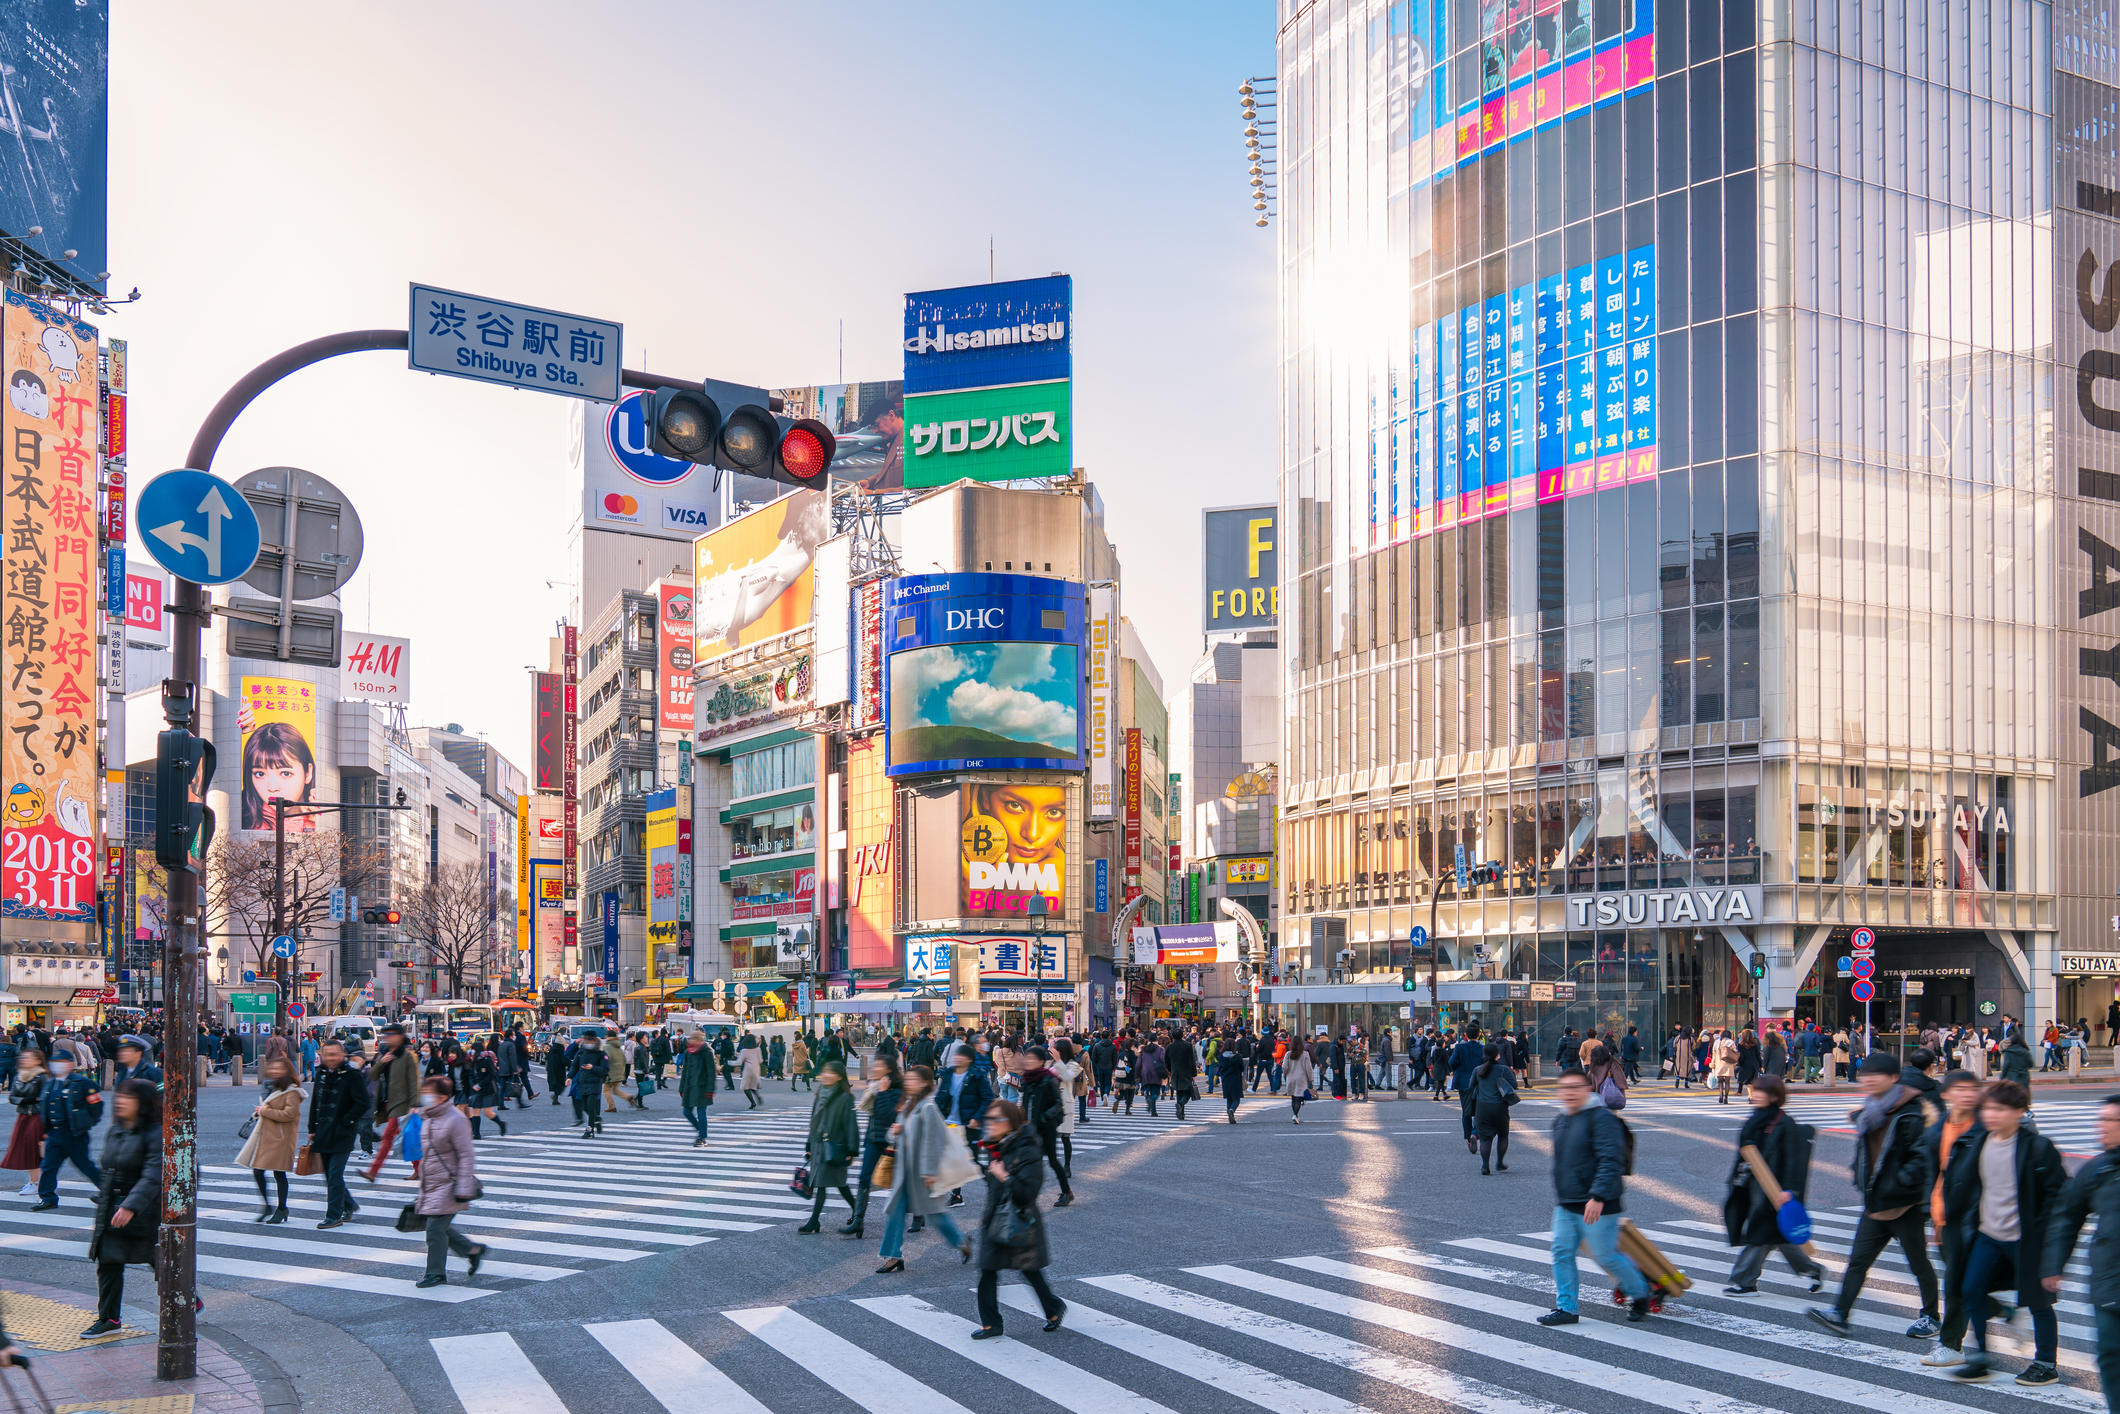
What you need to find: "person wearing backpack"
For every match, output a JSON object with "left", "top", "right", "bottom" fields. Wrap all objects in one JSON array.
[
  {"left": 1808, "top": 1052, "right": 1941, "bottom": 1339},
  {"left": 1721, "top": 1074, "right": 1826, "bottom": 1294},
  {"left": 1583, "top": 1043, "right": 1628, "bottom": 1112},
  {"left": 1540, "top": 1068, "right": 1653, "bottom": 1325}
]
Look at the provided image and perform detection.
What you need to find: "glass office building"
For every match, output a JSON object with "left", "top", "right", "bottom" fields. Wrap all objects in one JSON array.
[{"left": 1270, "top": 0, "right": 2119, "bottom": 1048}]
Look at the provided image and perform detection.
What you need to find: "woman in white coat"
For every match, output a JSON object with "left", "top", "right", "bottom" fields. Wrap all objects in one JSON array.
[
  {"left": 1284, "top": 1040, "right": 1318, "bottom": 1124},
  {"left": 738, "top": 1037, "right": 764, "bottom": 1110}
]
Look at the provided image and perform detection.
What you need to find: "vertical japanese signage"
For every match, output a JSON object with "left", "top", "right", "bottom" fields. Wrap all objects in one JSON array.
[
  {"left": 1, "top": 296, "right": 99, "bottom": 924},
  {"left": 844, "top": 737, "right": 895, "bottom": 970},
  {"left": 657, "top": 582, "right": 694, "bottom": 732},
  {"left": 515, "top": 795, "right": 530, "bottom": 965},
  {"left": 1123, "top": 728, "right": 1143, "bottom": 876},
  {"left": 562, "top": 624, "right": 578, "bottom": 900},
  {"left": 645, "top": 786, "right": 680, "bottom": 981},
  {"left": 600, "top": 889, "right": 619, "bottom": 988},
  {"left": 1087, "top": 584, "right": 1117, "bottom": 818},
  {"left": 531, "top": 672, "right": 563, "bottom": 791},
  {"left": 853, "top": 578, "right": 884, "bottom": 732}
]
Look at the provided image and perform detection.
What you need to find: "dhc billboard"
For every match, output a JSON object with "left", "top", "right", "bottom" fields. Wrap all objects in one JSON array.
[{"left": 883, "top": 572, "right": 1085, "bottom": 776}]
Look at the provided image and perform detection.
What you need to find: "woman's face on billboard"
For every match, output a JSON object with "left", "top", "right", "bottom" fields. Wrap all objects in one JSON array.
[
  {"left": 252, "top": 754, "right": 310, "bottom": 804},
  {"left": 988, "top": 785, "right": 1065, "bottom": 860}
]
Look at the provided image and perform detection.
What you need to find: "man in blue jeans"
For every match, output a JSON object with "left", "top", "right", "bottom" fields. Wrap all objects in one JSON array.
[
  {"left": 1539, "top": 1067, "right": 1652, "bottom": 1324},
  {"left": 2045, "top": 1094, "right": 2120, "bottom": 1404}
]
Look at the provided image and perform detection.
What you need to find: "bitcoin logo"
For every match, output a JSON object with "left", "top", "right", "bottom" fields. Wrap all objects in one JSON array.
[{"left": 961, "top": 813, "right": 1007, "bottom": 863}]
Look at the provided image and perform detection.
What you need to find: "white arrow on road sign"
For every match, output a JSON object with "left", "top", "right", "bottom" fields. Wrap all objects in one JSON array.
[{"left": 150, "top": 482, "right": 236, "bottom": 578}]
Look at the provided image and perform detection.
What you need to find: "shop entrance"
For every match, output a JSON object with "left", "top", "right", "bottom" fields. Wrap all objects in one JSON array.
[{"left": 2056, "top": 968, "right": 2120, "bottom": 1044}]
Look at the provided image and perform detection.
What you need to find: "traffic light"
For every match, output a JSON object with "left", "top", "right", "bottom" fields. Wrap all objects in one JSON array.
[
  {"left": 362, "top": 908, "right": 401, "bottom": 926},
  {"left": 644, "top": 385, "right": 837, "bottom": 489},
  {"left": 1751, "top": 956, "right": 1768, "bottom": 981},
  {"left": 154, "top": 730, "right": 216, "bottom": 871},
  {"left": 1401, "top": 965, "right": 1421, "bottom": 992},
  {"left": 1465, "top": 859, "right": 1506, "bottom": 887}
]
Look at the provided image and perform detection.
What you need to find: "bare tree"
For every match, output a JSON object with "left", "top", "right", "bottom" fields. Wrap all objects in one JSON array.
[
  {"left": 402, "top": 859, "right": 502, "bottom": 998},
  {"left": 201, "top": 830, "right": 385, "bottom": 985}
]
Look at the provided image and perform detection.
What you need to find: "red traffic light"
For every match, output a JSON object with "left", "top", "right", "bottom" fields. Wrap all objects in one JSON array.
[
  {"left": 385, "top": 909, "right": 401, "bottom": 926},
  {"left": 777, "top": 419, "right": 836, "bottom": 483}
]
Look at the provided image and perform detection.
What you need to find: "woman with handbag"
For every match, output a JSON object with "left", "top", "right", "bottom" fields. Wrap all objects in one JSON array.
[
  {"left": 845, "top": 1054, "right": 903, "bottom": 1238},
  {"left": 1110, "top": 1040, "right": 1137, "bottom": 1115},
  {"left": 970, "top": 1099, "right": 1065, "bottom": 1339},
  {"left": 1471, "top": 1043, "right": 1519, "bottom": 1174},
  {"left": 411, "top": 1076, "right": 487, "bottom": 1289},
  {"left": 4, "top": 1048, "right": 46, "bottom": 1196},
  {"left": 873, "top": 1064, "right": 973, "bottom": 1273},
  {"left": 236, "top": 1057, "right": 303, "bottom": 1224},
  {"left": 1710, "top": 1030, "right": 1741, "bottom": 1104},
  {"left": 1285, "top": 1038, "right": 1317, "bottom": 1124},
  {"left": 797, "top": 1061, "right": 861, "bottom": 1234}
]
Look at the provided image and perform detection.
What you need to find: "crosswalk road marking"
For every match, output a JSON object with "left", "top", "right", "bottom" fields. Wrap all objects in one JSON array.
[{"left": 425, "top": 1228, "right": 2109, "bottom": 1413}]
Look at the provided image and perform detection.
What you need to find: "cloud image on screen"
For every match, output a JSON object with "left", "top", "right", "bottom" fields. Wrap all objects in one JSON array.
[{"left": 891, "top": 642, "right": 1080, "bottom": 767}]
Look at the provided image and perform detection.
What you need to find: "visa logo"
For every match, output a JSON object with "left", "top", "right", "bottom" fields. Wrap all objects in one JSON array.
[{"left": 663, "top": 503, "right": 715, "bottom": 529}]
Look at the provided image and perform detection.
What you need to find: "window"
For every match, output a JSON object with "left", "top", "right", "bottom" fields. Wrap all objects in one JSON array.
[
  {"left": 731, "top": 741, "right": 818, "bottom": 799},
  {"left": 729, "top": 803, "right": 816, "bottom": 861}
]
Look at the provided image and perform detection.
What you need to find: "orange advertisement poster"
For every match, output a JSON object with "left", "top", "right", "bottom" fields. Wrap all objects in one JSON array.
[
  {"left": 691, "top": 489, "right": 828, "bottom": 665},
  {"left": 1, "top": 294, "right": 100, "bottom": 923}
]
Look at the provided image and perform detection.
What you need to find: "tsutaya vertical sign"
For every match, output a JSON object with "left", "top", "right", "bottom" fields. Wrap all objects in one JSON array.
[
  {"left": 2055, "top": 61, "right": 2120, "bottom": 956},
  {"left": 1, "top": 293, "right": 100, "bottom": 925},
  {"left": 1086, "top": 585, "right": 1117, "bottom": 819}
]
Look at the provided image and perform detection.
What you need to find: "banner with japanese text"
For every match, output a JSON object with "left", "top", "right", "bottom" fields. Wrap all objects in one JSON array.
[
  {"left": 238, "top": 675, "right": 319, "bottom": 833},
  {"left": 2, "top": 295, "right": 100, "bottom": 924}
]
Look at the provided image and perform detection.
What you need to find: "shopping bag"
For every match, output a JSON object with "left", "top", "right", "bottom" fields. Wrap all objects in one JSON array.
[
  {"left": 402, "top": 1112, "right": 423, "bottom": 1162},
  {"left": 931, "top": 1122, "right": 981, "bottom": 1191},
  {"left": 789, "top": 1162, "right": 813, "bottom": 1199},
  {"left": 294, "top": 1143, "right": 319, "bottom": 1177},
  {"left": 872, "top": 1148, "right": 896, "bottom": 1191}
]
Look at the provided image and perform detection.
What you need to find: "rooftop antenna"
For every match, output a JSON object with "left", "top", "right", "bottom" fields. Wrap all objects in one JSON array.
[
  {"left": 989, "top": 236, "right": 995, "bottom": 282},
  {"left": 838, "top": 318, "right": 844, "bottom": 383}
]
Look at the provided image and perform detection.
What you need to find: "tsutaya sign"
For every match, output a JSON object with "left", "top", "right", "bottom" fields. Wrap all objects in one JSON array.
[{"left": 1567, "top": 885, "right": 1761, "bottom": 929}]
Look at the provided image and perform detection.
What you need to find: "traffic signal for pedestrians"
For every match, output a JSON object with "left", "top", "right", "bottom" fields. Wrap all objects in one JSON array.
[
  {"left": 1401, "top": 965, "right": 1420, "bottom": 992},
  {"left": 1751, "top": 956, "right": 1768, "bottom": 980},
  {"left": 644, "top": 385, "right": 837, "bottom": 488},
  {"left": 154, "top": 730, "right": 216, "bottom": 871}
]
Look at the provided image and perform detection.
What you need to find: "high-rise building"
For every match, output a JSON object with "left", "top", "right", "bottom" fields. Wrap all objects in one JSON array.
[{"left": 1270, "top": 0, "right": 2099, "bottom": 1044}]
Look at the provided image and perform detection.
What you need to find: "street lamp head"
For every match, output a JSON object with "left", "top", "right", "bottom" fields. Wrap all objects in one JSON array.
[
  {"left": 1025, "top": 893, "right": 1051, "bottom": 919},
  {"left": 394, "top": 787, "right": 407, "bottom": 808}
]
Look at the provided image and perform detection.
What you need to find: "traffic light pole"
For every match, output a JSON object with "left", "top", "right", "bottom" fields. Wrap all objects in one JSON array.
[{"left": 154, "top": 331, "right": 743, "bottom": 1381}]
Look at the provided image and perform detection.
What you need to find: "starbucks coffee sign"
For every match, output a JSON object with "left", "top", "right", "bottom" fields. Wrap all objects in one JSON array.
[{"left": 1567, "top": 885, "right": 1762, "bottom": 929}]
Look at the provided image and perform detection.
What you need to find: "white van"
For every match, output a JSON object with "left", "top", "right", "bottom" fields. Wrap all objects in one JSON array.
[{"left": 303, "top": 1015, "right": 383, "bottom": 1049}]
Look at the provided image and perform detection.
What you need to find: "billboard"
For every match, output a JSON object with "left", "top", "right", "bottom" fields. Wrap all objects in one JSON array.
[
  {"left": 238, "top": 676, "right": 320, "bottom": 833},
  {"left": 1129, "top": 921, "right": 1239, "bottom": 966},
  {"left": 1123, "top": 728, "right": 1143, "bottom": 873},
  {"left": 903, "top": 275, "right": 1073, "bottom": 486},
  {"left": 575, "top": 390, "right": 721, "bottom": 540},
  {"left": 774, "top": 381, "right": 906, "bottom": 494},
  {"left": 341, "top": 634, "right": 411, "bottom": 702},
  {"left": 883, "top": 572, "right": 1085, "bottom": 776},
  {"left": 657, "top": 582, "right": 695, "bottom": 732},
  {"left": 0, "top": 294, "right": 99, "bottom": 921},
  {"left": 696, "top": 651, "right": 812, "bottom": 738},
  {"left": 0, "top": 4, "right": 108, "bottom": 296},
  {"left": 692, "top": 489, "right": 828, "bottom": 664},
  {"left": 531, "top": 672, "right": 563, "bottom": 791},
  {"left": 960, "top": 780, "right": 1067, "bottom": 920},
  {"left": 646, "top": 787, "right": 679, "bottom": 930},
  {"left": 122, "top": 571, "right": 163, "bottom": 632},
  {"left": 844, "top": 737, "right": 895, "bottom": 971},
  {"left": 906, "top": 933, "right": 1067, "bottom": 985},
  {"left": 1203, "top": 506, "right": 1279, "bottom": 631},
  {"left": 1086, "top": 585, "right": 1117, "bottom": 817},
  {"left": 852, "top": 579, "right": 885, "bottom": 731}
]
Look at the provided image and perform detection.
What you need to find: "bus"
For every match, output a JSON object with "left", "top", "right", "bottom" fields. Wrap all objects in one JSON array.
[
  {"left": 408, "top": 999, "right": 496, "bottom": 1042},
  {"left": 493, "top": 999, "right": 537, "bottom": 1032}
]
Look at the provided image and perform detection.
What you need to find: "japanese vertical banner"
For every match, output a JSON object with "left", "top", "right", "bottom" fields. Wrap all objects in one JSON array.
[{"left": 2, "top": 293, "right": 100, "bottom": 923}]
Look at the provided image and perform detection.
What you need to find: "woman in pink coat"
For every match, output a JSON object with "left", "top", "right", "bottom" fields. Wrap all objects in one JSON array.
[{"left": 411, "top": 1076, "right": 487, "bottom": 1289}]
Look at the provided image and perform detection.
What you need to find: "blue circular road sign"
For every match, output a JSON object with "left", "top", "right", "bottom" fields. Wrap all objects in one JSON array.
[
  {"left": 1411, "top": 925, "right": 1429, "bottom": 947},
  {"left": 271, "top": 934, "right": 296, "bottom": 959},
  {"left": 606, "top": 391, "right": 700, "bottom": 485},
  {"left": 1851, "top": 978, "right": 1877, "bottom": 1003},
  {"left": 138, "top": 469, "right": 262, "bottom": 585},
  {"left": 1851, "top": 956, "right": 1875, "bottom": 979}
]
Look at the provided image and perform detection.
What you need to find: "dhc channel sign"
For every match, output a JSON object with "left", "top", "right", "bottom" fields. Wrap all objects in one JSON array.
[{"left": 883, "top": 571, "right": 1086, "bottom": 777}]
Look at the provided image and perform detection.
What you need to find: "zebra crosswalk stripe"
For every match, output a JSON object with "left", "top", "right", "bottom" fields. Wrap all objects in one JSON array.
[
  {"left": 990, "top": 1283, "right": 1380, "bottom": 1414},
  {"left": 583, "top": 1318, "right": 772, "bottom": 1414},
  {"left": 433, "top": 1332, "right": 570, "bottom": 1414},
  {"left": 722, "top": 1305, "right": 975, "bottom": 1414},
  {"left": 1090, "top": 1272, "right": 1603, "bottom": 1414},
  {"left": 855, "top": 1295, "right": 1179, "bottom": 1414}
]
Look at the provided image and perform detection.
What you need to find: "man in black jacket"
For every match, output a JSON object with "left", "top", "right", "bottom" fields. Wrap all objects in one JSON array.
[
  {"left": 1089, "top": 1032, "right": 1117, "bottom": 1103},
  {"left": 1809, "top": 1053, "right": 1941, "bottom": 1338},
  {"left": 307, "top": 1041, "right": 364, "bottom": 1228},
  {"left": 1163, "top": 1026, "right": 1198, "bottom": 1121},
  {"left": 2046, "top": 1093, "right": 2120, "bottom": 1406},
  {"left": 1540, "top": 1069, "right": 1652, "bottom": 1325},
  {"left": 1939, "top": 1080, "right": 2065, "bottom": 1385},
  {"left": 1020, "top": 1045, "right": 1074, "bottom": 1206}
]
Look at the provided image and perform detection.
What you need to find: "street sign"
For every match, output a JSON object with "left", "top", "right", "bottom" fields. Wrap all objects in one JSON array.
[
  {"left": 270, "top": 934, "right": 296, "bottom": 959},
  {"left": 1835, "top": 956, "right": 1854, "bottom": 975},
  {"left": 1453, "top": 842, "right": 1469, "bottom": 892},
  {"left": 1850, "top": 956, "right": 1875, "bottom": 979},
  {"left": 228, "top": 988, "right": 277, "bottom": 1018},
  {"left": 287, "top": 1001, "right": 307, "bottom": 1019},
  {"left": 1411, "top": 925, "right": 1429, "bottom": 948},
  {"left": 138, "top": 469, "right": 263, "bottom": 585},
  {"left": 234, "top": 467, "right": 366, "bottom": 601},
  {"left": 329, "top": 887, "right": 346, "bottom": 924},
  {"left": 1904, "top": 979, "right": 1925, "bottom": 995},
  {"left": 240, "top": 970, "right": 256, "bottom": 984},
  {"left": 408, "top": 283, "right": 623, "bottom": 402},
  {"left": 1851, "top": 926, "right": 1876, "bottom": 952},
  {"left": 1851, "top": 978, "right": 1876, "bottom": 1003}
]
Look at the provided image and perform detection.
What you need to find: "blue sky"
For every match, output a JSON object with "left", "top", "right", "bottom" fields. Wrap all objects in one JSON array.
[
  {"left": 893, "top": 643, "right": 1080, "bottom": 751},
  {"left": 106, "top": 1, "right": 1277, "bottom": 768}
]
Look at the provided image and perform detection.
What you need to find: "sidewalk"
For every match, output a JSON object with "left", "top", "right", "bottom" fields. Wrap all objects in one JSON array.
[{"left": 1, "top": 1278, "right": 266, "bottom": 1414}]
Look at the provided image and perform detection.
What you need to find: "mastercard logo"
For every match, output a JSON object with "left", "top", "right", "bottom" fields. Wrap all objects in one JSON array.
[{"left": 602, "top": 493, "right": 640, "bottom": 515}]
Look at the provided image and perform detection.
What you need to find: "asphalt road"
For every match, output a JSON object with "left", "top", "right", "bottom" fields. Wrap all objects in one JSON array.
[{"left": 5, "top": 1072, "right": 2105, "bottom": 1412}]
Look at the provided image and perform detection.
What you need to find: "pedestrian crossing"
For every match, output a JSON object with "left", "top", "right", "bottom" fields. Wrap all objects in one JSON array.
[
  {"left": 1548, "top": 1089, "right": 2116, "bottom": 1155},
  {"left": 0, "top": 1099, "right": 1213, "bottom": 1307},
  {"left": 426, "top": 1203, "right": 2108, "bottom": 1413}
]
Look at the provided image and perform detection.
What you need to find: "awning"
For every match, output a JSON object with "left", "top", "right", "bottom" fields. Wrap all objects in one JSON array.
[
  {"left": 807, "top": 996, "right": 945, "bottom": 1015},
  {"left": 622, "top": 981, "right": 688, "bottom": 1002}
]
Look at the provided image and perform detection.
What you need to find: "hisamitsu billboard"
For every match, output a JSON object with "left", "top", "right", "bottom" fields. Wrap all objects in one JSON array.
[
  {"left": 1202, "top": 505, "right": 1279, "bottom": 631},
  {"left": 903, "top": 275, "right": 1072, "bottom": 394}
]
